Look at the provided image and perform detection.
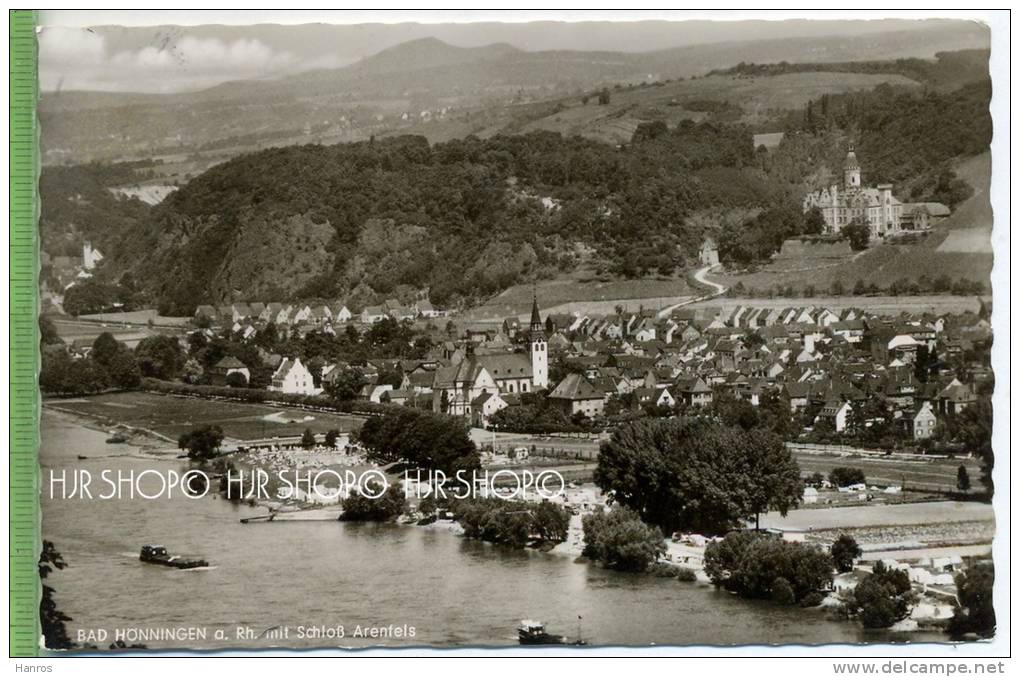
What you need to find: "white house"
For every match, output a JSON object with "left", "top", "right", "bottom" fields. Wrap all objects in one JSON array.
[
  {"left": 333, "top": 305, "right": 353, "bottom": 323},
  {"left": 816, "top": 400, "right": 852, "bottom": 433},
  {"left": 913, "top": 401, "right": 938, "bottom": 440},
  {"left": 269, "top": 357, "right": 320, "bottom": 395}
]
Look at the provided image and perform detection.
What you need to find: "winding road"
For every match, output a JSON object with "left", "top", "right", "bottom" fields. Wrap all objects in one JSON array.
[{"left": 656, "top": 265, "right": 728, "bottom": 318}]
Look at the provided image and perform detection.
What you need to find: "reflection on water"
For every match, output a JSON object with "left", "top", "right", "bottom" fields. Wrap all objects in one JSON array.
[{"left": 41, "top": 411, "right": 941, "bottom": 650}]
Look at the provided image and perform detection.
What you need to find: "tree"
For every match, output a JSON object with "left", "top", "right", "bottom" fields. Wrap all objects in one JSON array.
[
  {"left": 103, "top": 345, "right": 141, "bottom": 389},
  {"left": 39, "top": 351, "right": 109, "bottom": 395},
  {"left": 829, "top": 467, "right": 866, "bottom": 488},
  {"left": 597, "top": 88, "right": 611, "bottom": 105},
  {"left": 325, "top": 429, "right": 340, "bottom": 448},
  {"left": 595, "top": 418, "right": 800, "bottom": 535},
  {"left": 300, "top": 428, "right": 316, "bottom": 449},
  {"left": 704, "top": 531, "right": 833, "bottom": 603},
  {"left": 531, "top": 501, "right": 571, "bottom": 543},
  {"left": 39, "top": 540, "right": 73, "bottom": 650},
  {"left": 323, "top": 366, "right": 366, "bottom": 402},
  {"left": 177, "top": 425, "right": 224, "bottom": 461},
  {"left": 803, "top": 207, "right": 826, "bottom": 235},
  {"left": 357, "top": 408, "right": 480, "bottom": 474},
  {"left": 135, "top": 334, "right": 184, "bottom": 380},
  {"left": 947, "top": 564, "right": 995, "bottom": 638},
  {"left": 225, "top": 371, "right": 248, "bottom": 388},
  {"left": 181, "top": 358, "right": 204, "bottom": 384},
  {"left": 843, "top": 219, "right": 871, "bottom": 250},
  {"left": 632, "top": 120, "right": 668, "bottom": 143},
  {"left": 831, "top": 534, "right": 862, "bottom": 573},
  {"left": 952, "top": 399, "right": 993, "bottom": 495},
  {"left": 851, "top": 561, "right": 916, "bottom": 629},
  {"left": 39, "top": 315, "right": 63, "bottom": 346},
  {"left": 454, "top": 499, "right": 570, "bottom": 548},
  {"left": 90, "top": 332, "right": 121, "bottom": 368},
  {"left": 957, "top": 465, "right": 972, "bottom": 492},
  {"left": 740, "top": 427, "right": 803, "bottom": 529},
  {"left": 582, "top": 506, "right": 665, "bottom": 572},
  {"left": 340, "top": 480, "right": 406, "bottom": 522}
]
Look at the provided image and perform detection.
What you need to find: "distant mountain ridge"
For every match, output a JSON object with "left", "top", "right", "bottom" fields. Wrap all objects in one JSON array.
[
  {"left": 39, "top": 23, "right": 989, "bottom": 163},
  {"left": 348, "top": 37, "right": 523, "bottom": 75}
]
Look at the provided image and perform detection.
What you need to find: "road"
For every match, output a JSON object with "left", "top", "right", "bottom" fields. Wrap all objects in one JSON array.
[{"left": 657, "top": 266, "right": 727, "bottom": 318}]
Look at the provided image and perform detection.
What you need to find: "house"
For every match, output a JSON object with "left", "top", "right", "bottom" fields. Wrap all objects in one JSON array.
[
  {"left": 547, "top": 373, "right": 606, "bottom": 419},
  {"left": 269, "top": 357, "right": 319, "bottom": 396},
  {"left": 830, "top": 319, "right": 865, "bottom": 344},
  {"left": 471, "top": 390, "right": 509, "bottom": 429},
  {"left": 674, "top": 376, "right": 713, "bottom": 408},
  {"left": 699, "top": 237, "right": 719, "bottom": 267},
  {"left": 260, "top": 303, "right": 284, "bottom": 324},
  {"left": 815, "top": 399, "right": 852, "bottom": 433},
  {"left": 901, "top": 202, "right": 950, "bottom": 231},
  {"left": 231, "top": 303, "right": 253, "bottom": 322},
  {"left": 194, "top": 305, "right": 217, "bottom": 324},
  {"left": 361, "top": 383, "right": 394, "bottom": 403},
  {"left": 937, "top": 382, "right": 977, "bottom": 415},
  {"left": 417, "top": 300, "right": 443, "bottom": 318},
  {"left": 633, "top": 386, "right": 675, "bottom": 410},
  {"left": 913, "top": 401, "right": 938, "bottom": 440},
  {"left": 361, "top": 305, "right": 388, "bottom": 324},
  {"left": 210, "top": 356, "right": 250, "bottom": 385},
  {"left": 333, "top": 305, "right": 352, "bottom": 323},
  {"left": 388, "top": 304, "right": 416, "bottom": 322}
]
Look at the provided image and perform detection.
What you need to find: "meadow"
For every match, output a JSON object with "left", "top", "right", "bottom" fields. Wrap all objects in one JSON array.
[{"left": 45, "top": 391, "right": 363, "bottom": 442}]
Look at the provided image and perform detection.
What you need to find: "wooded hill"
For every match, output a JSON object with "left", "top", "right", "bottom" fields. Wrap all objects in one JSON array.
[{"left": 42, "top": 53, "right": 992, "bottom": 316}]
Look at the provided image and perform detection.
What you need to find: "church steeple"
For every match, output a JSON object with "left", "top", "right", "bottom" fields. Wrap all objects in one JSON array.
[
  {"left": 528, "top": 293, "right": 548, "bottom": 389},
  {"left": 529, "top": 294, "right": 543, "bottom": 334}
]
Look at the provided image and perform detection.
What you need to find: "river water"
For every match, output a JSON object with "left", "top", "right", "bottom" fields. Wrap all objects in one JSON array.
[{"left": 40, "top": 410, "right": 943, "bottom": 650}]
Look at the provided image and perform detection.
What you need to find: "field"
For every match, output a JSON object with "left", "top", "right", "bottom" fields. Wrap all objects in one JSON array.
[
  {"left": 45, "top": 391, "right": 363, "bottom": 442},
  {"left": 759, "top": 500, "right": 993, "bottom": 531},
  {"left": 48, "top": 317, "right": 183, "bottom": 349},
  {"left": 77, "top": 309, "right": 191, "bottom": 327},
  {"left": 713, "top": 233, "right": 992, "bottom": 294},
  {"left": 687, "top": 294, "right": 985, "bottom": 316},
  {"left": 400, "top": 71, "right": 922, "bottom": 147},
  {"left": 460, "top": 272, "right": 695, "bottom": 324}
]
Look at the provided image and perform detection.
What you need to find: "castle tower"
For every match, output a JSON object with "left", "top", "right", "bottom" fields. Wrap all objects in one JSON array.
[
  {"left": 843, "top": 144, "right": 861, "bottom": 189},
  {"left": 529, "top": 294, "right": 548, "bottom": 389}
]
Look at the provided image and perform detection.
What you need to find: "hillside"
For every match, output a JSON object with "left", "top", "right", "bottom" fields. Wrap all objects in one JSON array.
[
  {"left": 714, "top": 151, "right": 994, "bottom": 294},
  {"left": 40, "top": 49, "right": 993, "bottom": 317},
  {"left": 40, "top": 24, "right": 989, "bottom": 164}
]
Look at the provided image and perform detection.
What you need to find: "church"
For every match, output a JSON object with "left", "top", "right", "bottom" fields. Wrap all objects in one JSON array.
[
  {"left": 802, "top": 145, "right": 904, "bottom": 238},
  {"left": 431, "top": 295, "right": 548, "bottom": 418}
]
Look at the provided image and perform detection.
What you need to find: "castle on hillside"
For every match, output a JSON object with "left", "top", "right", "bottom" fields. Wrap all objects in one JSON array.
[{"left": 802, "top": 145, "right": 904, "bottom": 239}]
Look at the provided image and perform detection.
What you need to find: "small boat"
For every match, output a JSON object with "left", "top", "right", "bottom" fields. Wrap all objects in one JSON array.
[
  {"left": 517, "top": 620, "right": 587, "bottom": 646},
  {"left": 139, "top": 544, "right": 208, "bottom": 569},
  {"left": 106, "top": 432, "right": 128, "bottom": 444},
  {"left": 239, "top": 514, "right": 276, "bottom": 524},
  {"left": 76, "top": 454, "right": 88, "bottom": 460}
]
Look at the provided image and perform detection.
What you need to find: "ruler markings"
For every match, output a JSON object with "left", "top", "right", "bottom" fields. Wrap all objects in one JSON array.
[{"left": 9, "top": 9, "right": 41, "bottom": 658}]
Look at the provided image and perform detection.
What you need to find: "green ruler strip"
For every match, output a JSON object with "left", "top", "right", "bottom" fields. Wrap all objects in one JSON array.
[{"left": 10, "top": 9, "right": 40, "bottom": 658}]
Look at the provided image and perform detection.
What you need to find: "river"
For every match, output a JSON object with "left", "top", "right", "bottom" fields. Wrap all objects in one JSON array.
[{"left": 40, "top": 410, "right": 944, "bottom": 650}]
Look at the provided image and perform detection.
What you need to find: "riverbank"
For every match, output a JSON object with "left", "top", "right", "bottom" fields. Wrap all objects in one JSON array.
[{"left": 41, "top": 410, "right": 960, "bottom": 647}]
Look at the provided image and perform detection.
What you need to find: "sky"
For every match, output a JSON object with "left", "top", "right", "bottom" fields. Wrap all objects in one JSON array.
[{"left": 36, "top": 12, "right": 991, "bottom": 94}]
